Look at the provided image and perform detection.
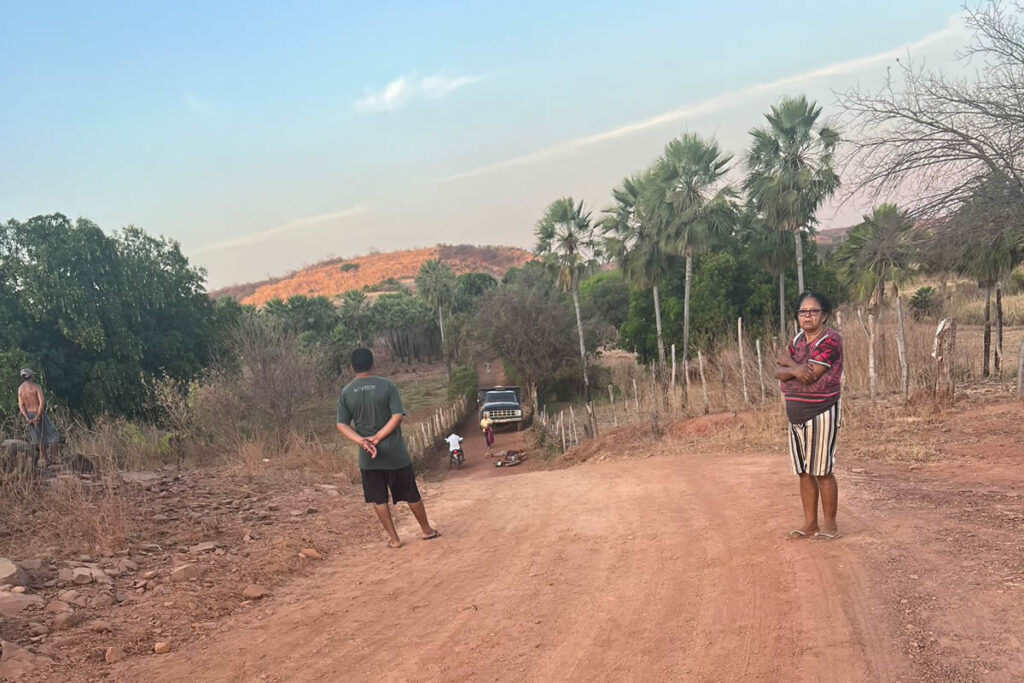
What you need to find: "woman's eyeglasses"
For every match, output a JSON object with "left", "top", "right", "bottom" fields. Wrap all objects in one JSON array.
[{"left": 797, "top": 308, "right": 823, "bottom": 317}]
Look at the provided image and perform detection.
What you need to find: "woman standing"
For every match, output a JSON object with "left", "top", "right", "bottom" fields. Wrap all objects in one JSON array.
[
  {"left": 775, "top": 292, "right": 843, "bottom": 541},
  {"left": 480, "top": 414, "right": 495, "bottom": 449}
]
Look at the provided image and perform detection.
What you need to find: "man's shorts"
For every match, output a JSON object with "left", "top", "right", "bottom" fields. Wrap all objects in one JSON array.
[
  {"left": 360, "top": 464, "right": 422, "bottom": 505},
  {"left": 788, "top": 401, "right": 840, "bottom": 477},
  {"left": 26, "top": 412, "right": 59, "bottom": 446}
]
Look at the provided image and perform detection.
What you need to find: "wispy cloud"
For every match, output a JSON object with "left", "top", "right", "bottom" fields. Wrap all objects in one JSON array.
[
  {"left": 437, "top": 17, "right": 963, "bottom": 183},
  {"left": 354, "top": 73, "right": 488, "bottom": 113},
  {"left": 192, "top": 206, "right": 367, "bottom": 255}
]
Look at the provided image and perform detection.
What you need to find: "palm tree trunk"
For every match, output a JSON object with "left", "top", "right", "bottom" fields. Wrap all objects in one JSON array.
[
  {"left": 571, "top": 284, "right": 599, "bottom": 437},
  {"left": 778, "top": 271, "right": 786, "bottom": 344},
  {"left": 983, "top": 284, "right": 992, "bottom": 378},
  {"left": 895, "top": 287, "right": 909, "bottom": 402},
  {"left": 794, "top": 229, "right": 805, "bottom": 294},
  {"left": 653, "top": 284, "right": 666, "bottom": 373},
  {"left": 683, "top": 253, "right": 693, "bottom": 375},
  {"left": 438, "top": 306, "right": 450, "bottom": 381}
]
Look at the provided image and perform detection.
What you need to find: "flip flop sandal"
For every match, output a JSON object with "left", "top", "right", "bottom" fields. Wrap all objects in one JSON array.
[
  {"left": 812, "top": 532, "right": 841, "bottom": 541},
  {"left": 422, "top": 530, "right": 441, "bottom": 541},
  {"left": 787, "top": 529, "right": 810, "bottom": 539}
]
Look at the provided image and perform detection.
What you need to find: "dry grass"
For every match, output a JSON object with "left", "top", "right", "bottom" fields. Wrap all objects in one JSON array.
[{"left": 0, "top": 471, "right": 136, "bottom": 559}]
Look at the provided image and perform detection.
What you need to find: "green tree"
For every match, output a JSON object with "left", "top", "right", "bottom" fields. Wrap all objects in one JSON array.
[
  {"left": 938, "top": 177, "right": 1024, "bottom": 377},
  {"left": 339, "top": 290, "right": 373, "bottom": 346},
  {"left": 601, "top": 169, "right": 672, "bottom": 368},
  {"left": 737, "top": 205, "right": 793, "bottom": 341},
  {"left": 834, "top": 204, "right": 915, "bottom": 308},
  {"left": 416, "top": 259, "right": 457, "bottom": 380},
  {"left": 535, "top": 197, "right": 602, "bottom": 436},
  {"left": 474, "top": 279, "right": 577, "bottom": 409},
  {"left": 654, "top": 133, "right": 737, "bottom": 370},
  {"left": 834, "top": 204, "right": 916, "bottom": 398},
  {"left": 580, "top": 271, "right": 630, "bottom": 331},
  {"left": 454, "top": 272, "right": 498, "bottom": 313},
  {"left": 0, "top": 214, "right": 217, "bottom": 416},
  {"left": 744, "top": 95, "right": 840, "bottom": 294}
]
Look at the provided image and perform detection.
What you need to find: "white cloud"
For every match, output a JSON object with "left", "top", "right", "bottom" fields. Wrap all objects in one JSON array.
[
  {"left": 192, "top": 206, "right": 367, "bottom": 255},
  {"left": 437, "top": 16, "right": 965, "bottom": 183},
  {"left": 354, "top": 73, "right": 487, "bottom": 113}
]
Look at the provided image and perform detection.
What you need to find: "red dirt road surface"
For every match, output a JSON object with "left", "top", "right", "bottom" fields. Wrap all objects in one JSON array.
[{"left": 116, "top": 453, "right": 908, "bottom": 682}]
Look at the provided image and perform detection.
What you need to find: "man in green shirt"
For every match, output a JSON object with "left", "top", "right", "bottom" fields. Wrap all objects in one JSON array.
[{"left": 337, "top": 348, "right": 440, "bottom": 549}]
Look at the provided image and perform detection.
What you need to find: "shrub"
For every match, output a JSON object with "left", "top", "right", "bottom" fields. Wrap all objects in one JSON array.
[
  {"left": 339, "top": 262, "right": 360, "bottom": 272},
  {"left": 448, "top": 366, "right": 479, "bottom": 402},
  {"left": 909, "top": 286, "right": 940, "bottom": 320},
  {"left": 1010, "top": 268, "right": 1024, "bottom": 294}
]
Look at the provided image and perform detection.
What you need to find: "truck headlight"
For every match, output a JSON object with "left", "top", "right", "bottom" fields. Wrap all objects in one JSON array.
[{"left": 515, "top": 410, "right": 522, "bottom": 416}]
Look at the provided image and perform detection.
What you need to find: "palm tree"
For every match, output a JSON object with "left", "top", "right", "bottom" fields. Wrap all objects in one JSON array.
[
  {"left": 339, "top": 290, "right": 372, "bottom": 345},
  {"left": 600, "top": 168, "right": 671, "bottom": 370},
  {"left": 536, "top": 197, "right": 602, "bottom": 437},
  {"left": 738, "top": 205, "right": 793, "bottom": 342},
  {"left": 834, "top": 204, "right": 914, "bottom": 307},
  {"left": 415, "top": 259, "right": 457, "bottom": 380},
  {"left": 653, "top": 133, "right": 737, "bottom": 374},
  {"left": 744, "top": 95, "right": 840, "bottom": 293},
  {"left": 834, "top": 203, "right": 915, "bottom": 399}
]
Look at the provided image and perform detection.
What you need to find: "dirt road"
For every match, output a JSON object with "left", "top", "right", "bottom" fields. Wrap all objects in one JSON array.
[{"left": 117, "top": 451, "right": 908, "bottom": 682}]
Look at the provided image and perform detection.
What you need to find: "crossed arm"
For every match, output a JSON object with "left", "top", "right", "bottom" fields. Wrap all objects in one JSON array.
[
  {"left": 774, "top": 351, "right": 828, "bottom": 385},
  {"left": 336, "top": 413, "right": 404, "bottom": 459}
]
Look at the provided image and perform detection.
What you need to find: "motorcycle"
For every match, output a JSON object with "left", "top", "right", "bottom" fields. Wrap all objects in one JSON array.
[{"left": 449, "top": 448, "right": 465, "bottom": 469}]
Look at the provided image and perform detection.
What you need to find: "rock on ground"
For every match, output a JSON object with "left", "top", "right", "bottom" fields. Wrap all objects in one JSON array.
[
  {"left": 0, "top": 559, "right": 27, "bottom": 587},
  {"left": 170, "top": 564, "right": 199, "bottom": 582},
  {"left": 0, "top": 593, "right": 43, "bottom": 618},
  {"left": 242, "top": 584, "right": 268, "bottom": 600}
]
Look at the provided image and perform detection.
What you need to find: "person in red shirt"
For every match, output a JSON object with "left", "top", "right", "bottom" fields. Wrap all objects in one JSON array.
[{"left": 775, "top": 292, "right": 843, "bottom": 541}]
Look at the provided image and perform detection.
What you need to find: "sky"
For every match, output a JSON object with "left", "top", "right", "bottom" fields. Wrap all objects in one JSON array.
[{"left": 1, "top": 1, "right": 970, "bottom": 289}]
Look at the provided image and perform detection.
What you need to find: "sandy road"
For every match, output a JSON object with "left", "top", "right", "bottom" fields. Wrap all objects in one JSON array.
[{"left": 118, "top": 451, "right": 906, "bottom": 682}]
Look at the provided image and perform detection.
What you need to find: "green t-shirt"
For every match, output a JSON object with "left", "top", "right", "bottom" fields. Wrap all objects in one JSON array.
[{"left": 336, "top": 376, "right": 411, "bottom": 471}]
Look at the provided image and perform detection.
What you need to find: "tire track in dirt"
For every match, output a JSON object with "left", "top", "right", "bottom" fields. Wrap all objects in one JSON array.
[{"left": 115, "top": 453, "right": 908, "bottom": 682}]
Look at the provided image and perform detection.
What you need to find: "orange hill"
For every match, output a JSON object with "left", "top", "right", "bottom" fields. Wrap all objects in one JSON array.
[{"left": 212, "top": 244, "right": 535, "bottom": 307}]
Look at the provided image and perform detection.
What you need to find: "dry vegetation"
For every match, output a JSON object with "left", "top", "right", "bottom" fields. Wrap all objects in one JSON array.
[{"left": 209, "top": 245, "right": 533, "bottom": 307}]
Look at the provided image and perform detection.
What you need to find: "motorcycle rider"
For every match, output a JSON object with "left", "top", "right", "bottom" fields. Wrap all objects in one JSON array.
[{"left": 446, "top": 432, "right": 464, "bottom": 464}]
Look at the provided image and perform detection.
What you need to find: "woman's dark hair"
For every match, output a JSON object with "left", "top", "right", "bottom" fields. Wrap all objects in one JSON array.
[{"left": 793, "top": 291, "right": 833, "bottom": 321}]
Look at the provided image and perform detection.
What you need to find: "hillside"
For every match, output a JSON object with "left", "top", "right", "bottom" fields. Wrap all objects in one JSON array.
[{"left": 211, "top": 244, "right": 535, "bottom": 307}]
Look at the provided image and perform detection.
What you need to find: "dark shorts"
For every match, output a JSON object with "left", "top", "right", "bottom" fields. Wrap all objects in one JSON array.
[
  {"left": 360, "top": 464, "right": 422, "bottom": 505},
  {"left": 26, "top": 412, "right": 59, "bottom": 446}
]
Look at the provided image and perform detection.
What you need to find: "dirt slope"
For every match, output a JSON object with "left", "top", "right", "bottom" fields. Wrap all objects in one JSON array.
[
  {"left": 115, "top": 452, "right": 907, "bottom": 682},
  {"left": 211, "top": 245, "right": 533, "bottom": 307}
]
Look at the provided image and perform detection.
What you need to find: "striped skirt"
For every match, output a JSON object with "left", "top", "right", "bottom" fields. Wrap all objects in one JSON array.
[{"left": 788, "top": 401, "right": 840, "bottom": 477}]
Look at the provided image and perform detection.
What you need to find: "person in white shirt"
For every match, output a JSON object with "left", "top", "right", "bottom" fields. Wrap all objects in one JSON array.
[{"left": 446, "top": 433, "right": 463, "bottom": 453}]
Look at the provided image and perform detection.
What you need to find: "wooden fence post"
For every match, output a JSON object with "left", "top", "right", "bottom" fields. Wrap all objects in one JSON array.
[
  {"left": 738, "top": 318, "right": 749, "bottom": 404},
  {"left": 608, "top": 385, "right": 617, "bottom": 427},
  {"left": 858, "top": 308, "right": 877, "bottom": 402},
  {"left": 632, "top": 378, "right": 640, "bottom": 420},
  {"left": 558, "top": 412, "right": 565, "bottom": 452},
  {"left": 698, "top": 350, "right": 710, "bottom": 415},
  {"left": 932, "top": 318, "right": 957, "bottom": 406},
  {"left": 756, "top": 338, "right": 766, "bottom": 403},
  {"left": 670, "top": 344, "right": 677, "bottom": 411},
  {"left": 1017, "top": 337, "right": 1024, "bottom": 397}
]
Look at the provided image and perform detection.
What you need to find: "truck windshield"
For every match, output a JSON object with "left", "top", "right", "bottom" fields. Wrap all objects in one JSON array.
[{"left": 486, "top": 391, "right": 517, "bottom": 403}]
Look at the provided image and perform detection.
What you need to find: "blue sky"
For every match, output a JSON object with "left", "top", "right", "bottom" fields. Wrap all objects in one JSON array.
[{"left": 1, "top": 1, "right": 966, "bottom": 288}]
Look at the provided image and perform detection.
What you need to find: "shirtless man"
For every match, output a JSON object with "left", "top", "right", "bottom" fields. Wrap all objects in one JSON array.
[{"left": 17, "top": 369, "right": 59, "bottom": 467}]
